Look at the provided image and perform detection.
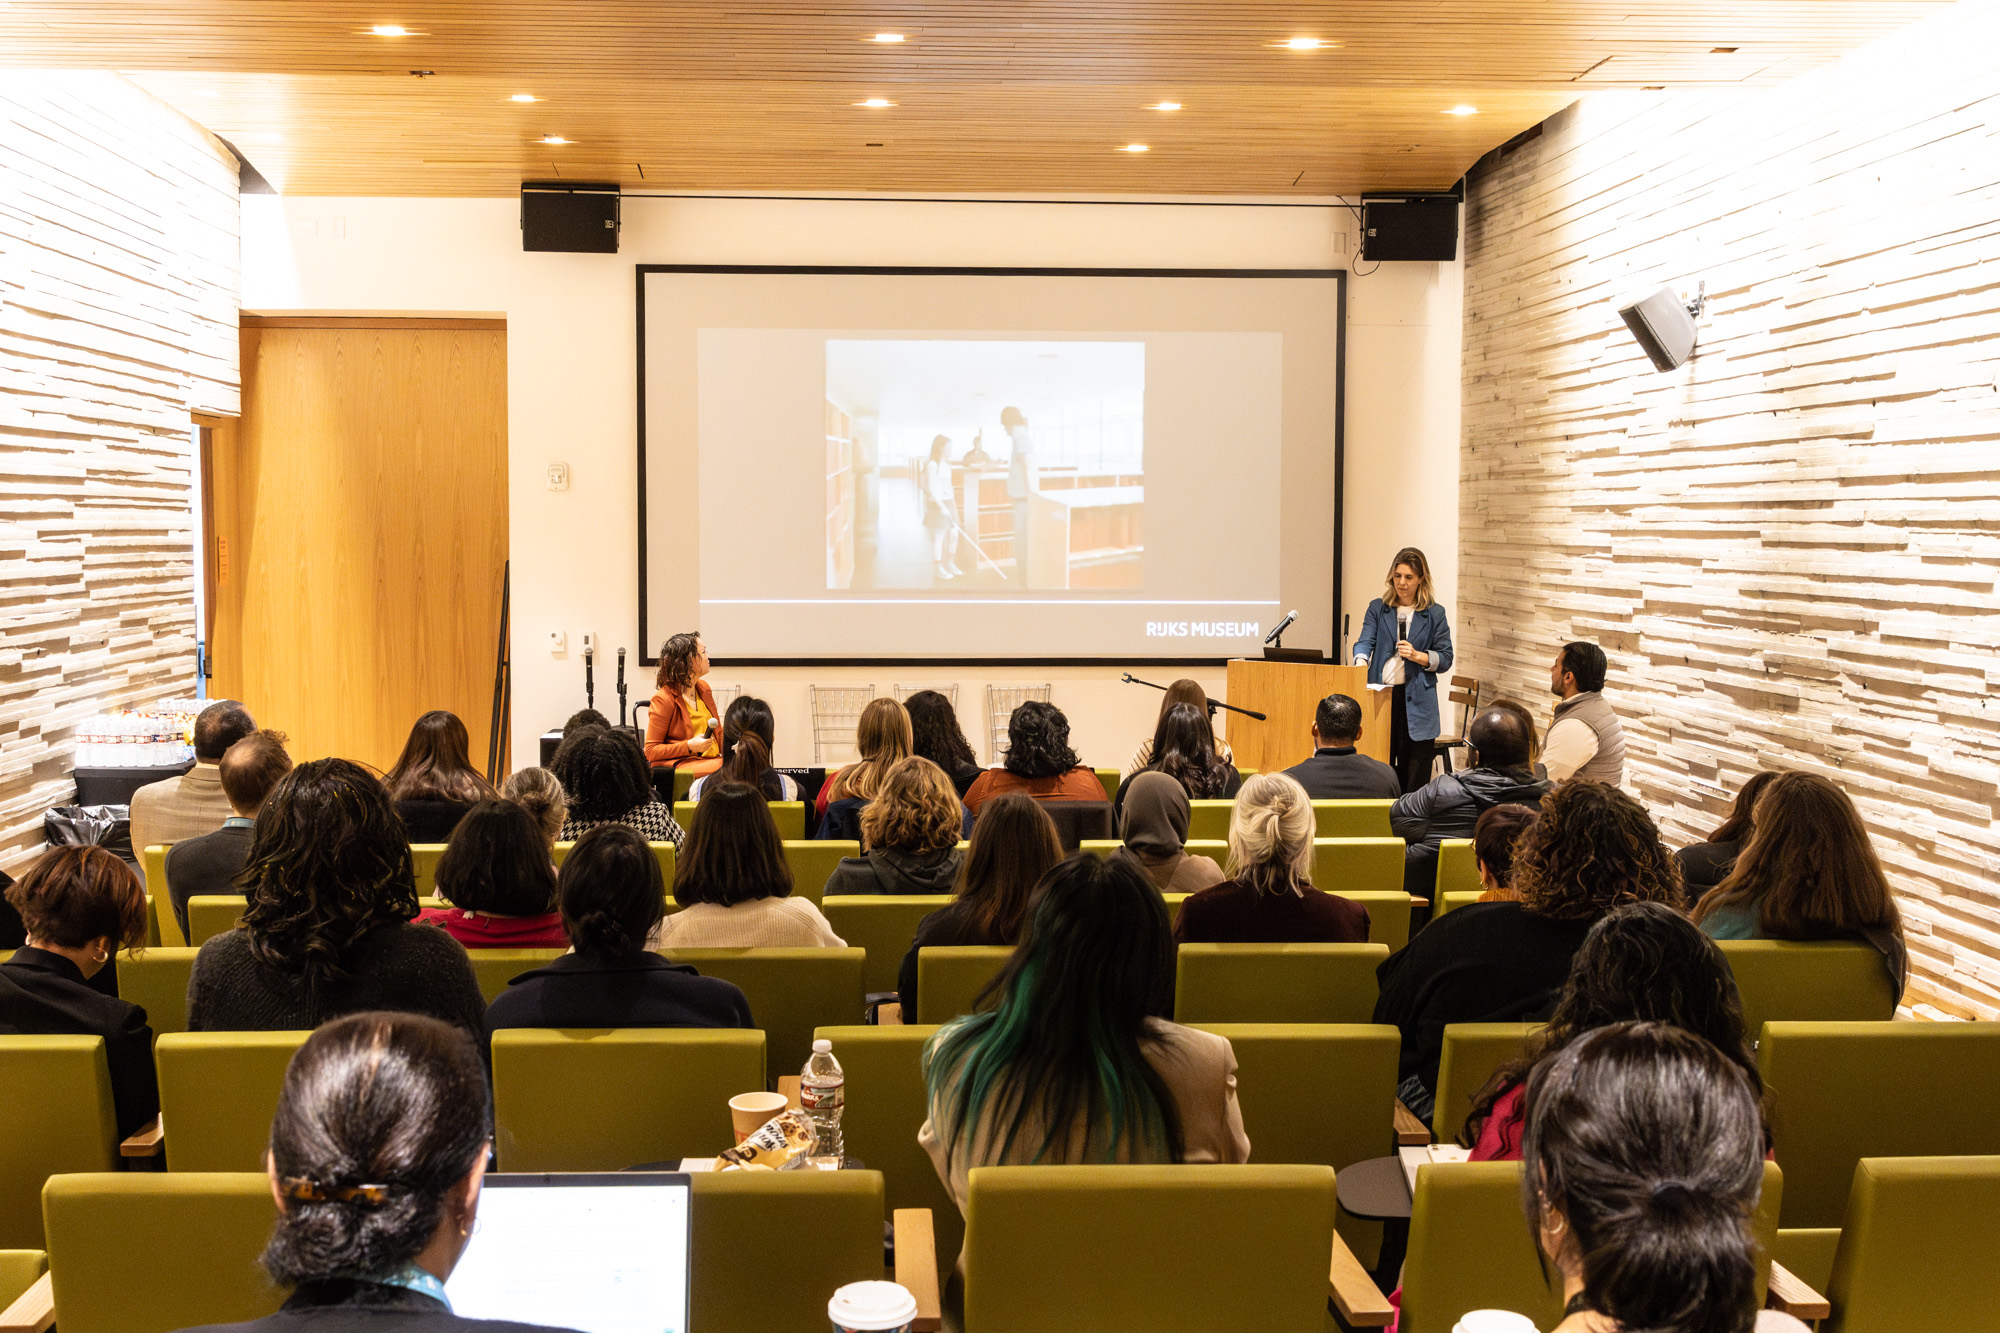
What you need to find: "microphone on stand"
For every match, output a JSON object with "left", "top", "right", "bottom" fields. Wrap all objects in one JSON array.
[
  {"left": 584, "top": 645, "right": 595, "bottom": 710},
  {"left": 616, "top": 648, "right": 628, "bottom": 729},
  {"left": 1263, "top": 609, "right": 1299, "bottom": 648},
  {"left": 1341, "top": 613, "right": 1351, "bottom": 663},
  {"left": 1118, "top": 671, "right": 1265, "bottom": 721}
]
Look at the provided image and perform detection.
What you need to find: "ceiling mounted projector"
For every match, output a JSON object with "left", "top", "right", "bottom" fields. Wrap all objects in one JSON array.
[{"left": 1618, "top": 282, "right": 1705, "bottom": 372}]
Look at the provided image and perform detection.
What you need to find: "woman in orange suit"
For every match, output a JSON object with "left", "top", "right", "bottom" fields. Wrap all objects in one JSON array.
[{"left": 644, "top": 632, "right": 723, "bottom": 777}]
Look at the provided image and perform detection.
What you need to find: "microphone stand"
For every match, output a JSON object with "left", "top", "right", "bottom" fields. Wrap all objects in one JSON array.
[
  {"left": 584, "top": 647, "right": 595, "bottom": 711},
  {"left": 1120, "top": 672, "right": 1266, "bottom": 722},
  {"left": 616, "top": 648, "right": 629, "bottom": 729}
]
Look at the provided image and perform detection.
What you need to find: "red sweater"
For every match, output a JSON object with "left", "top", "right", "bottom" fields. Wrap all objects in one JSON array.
[{"left": 416, "top": 908, "right": 570, "bottom": 950}]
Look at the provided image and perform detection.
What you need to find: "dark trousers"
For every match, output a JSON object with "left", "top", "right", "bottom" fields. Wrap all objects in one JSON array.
[{"left": 1390, "top": 684, "right": 1437, "bottom": 794}]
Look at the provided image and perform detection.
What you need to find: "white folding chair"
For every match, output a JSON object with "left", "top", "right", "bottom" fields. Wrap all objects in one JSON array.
[
  {"left": 893, "top": 684, "right": 960, "bottom": 706},
  {"left": 809, "top": 685, "right": 877, "bottom": 764},
  {"left": 985, "top": 683, "right": 1053, "bottom": 762}
]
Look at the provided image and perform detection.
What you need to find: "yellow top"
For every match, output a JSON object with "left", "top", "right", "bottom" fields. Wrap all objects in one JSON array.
[{"left": 685, "top": 694, "right": 720, "bottom": 757}]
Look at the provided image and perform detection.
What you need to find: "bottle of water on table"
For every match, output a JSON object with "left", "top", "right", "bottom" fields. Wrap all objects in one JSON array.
[{"left": 801, "top": 1038, "right": 845, "bottom": 1169}]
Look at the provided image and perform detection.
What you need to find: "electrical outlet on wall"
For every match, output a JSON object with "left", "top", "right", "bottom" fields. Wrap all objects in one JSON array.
[
  {"left": 549, "top": 630, "right": 567, "bottom": 654},
  {"left": 547, "top": 462, "right": 570, "bottom": 490}
]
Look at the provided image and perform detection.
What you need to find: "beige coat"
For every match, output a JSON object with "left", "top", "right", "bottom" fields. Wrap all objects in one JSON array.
[
  {"left": 128, "top": 763, "right": 234, "bottom": 856},
  {"left": 651, "top": 895, "right": 846, "bottom": 948}
]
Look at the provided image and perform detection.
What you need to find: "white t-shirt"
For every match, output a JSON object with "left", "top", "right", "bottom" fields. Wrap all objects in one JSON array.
[{"left": 1380, "top": 605, "right": 1416, "bottom": 686}]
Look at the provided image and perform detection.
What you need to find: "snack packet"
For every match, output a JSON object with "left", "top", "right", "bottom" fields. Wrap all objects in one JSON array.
[{"left": 717, "top": 1107, "right": 817, "bottom": 1171}]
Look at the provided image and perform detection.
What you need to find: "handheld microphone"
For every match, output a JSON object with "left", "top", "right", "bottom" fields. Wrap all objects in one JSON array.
[
  {"left": 584, "top": 645, "right": 595, "bottom": 710},
  {"left": 616, "top": 648, "right": 628, "bottom": 728},
  {"left": 1264, "top": 609, "right": 1298, "bottom": 646}
]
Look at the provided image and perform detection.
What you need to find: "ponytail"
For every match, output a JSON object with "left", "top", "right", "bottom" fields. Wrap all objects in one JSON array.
[{"left": 722, "top": 730, "right": 774, "bottom": 795}]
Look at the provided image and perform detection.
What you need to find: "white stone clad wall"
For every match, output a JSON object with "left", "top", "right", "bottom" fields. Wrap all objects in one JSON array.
[
  {"left": 1458, "top": 2, "right": 2000, "bottom": 1020},
  {"left": 0, "top": 72, "right": 239, "bottom": 868}
]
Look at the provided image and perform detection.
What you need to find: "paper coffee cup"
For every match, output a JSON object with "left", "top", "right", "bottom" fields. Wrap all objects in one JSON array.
[
  {"left": 728, "top": 1090, "right": 789, "bottom": 1142},
  {"left": 1452, "top": 1312, "right": 1539, "bottom": 1333},
  {"left": 828, "top": 1280, "right": 918, "bottom": 1333}
]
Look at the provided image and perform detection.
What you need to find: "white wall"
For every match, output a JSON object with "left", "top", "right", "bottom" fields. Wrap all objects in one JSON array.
[{"left": 241, "top": 193, "right": 1463, "bottom": 771}]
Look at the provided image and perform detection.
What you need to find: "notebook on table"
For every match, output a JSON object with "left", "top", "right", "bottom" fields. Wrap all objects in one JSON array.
[{"left": 445, "top": 1172, "right": 692, "bottom": 1333}]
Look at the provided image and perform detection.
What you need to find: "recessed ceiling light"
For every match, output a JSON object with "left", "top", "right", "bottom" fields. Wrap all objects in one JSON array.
[
  {"left": 872, "top": 32, "right": 905, "bottom": 42},
  {"left": 540, "top": 136, "right": 570, "bottom": 145},
  {"left": 369, "top": 24, "right": 412, "bottom": 36},
  {"left": 1148, "top": 101, "right": 1182, "bottom": 111},
  {"left": 1120, "top": 143, "right": 1150, "bottom": 153},
  {"left": 1284, "top": 37, "right": 1323, "bottom": 50},
  {"left": 509, "top": 93, "right": 540, "bottom": 103},
  {"left": 1446, "top": 104, "right": 1479, "bottom": 116},
  {"left": 855, "top": 97, "right": 896, "bottom": 108}
]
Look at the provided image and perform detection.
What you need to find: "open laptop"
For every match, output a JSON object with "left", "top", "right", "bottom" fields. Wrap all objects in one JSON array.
[{"left": 445, "top": 1173, "right": 692, "bottom": 1333}]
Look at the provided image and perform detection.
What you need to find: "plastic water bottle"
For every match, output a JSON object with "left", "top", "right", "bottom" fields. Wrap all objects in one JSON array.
[{"left": 801, "top": 1038, "right": 845, "bottom": 1168}]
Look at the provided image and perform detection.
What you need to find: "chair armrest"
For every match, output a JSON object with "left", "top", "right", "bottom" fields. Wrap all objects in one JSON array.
[
  {"left": 1393, "top": 1099, "right": 1431, "bottom": 1146},
  {"left": 892, "top": 1208, "right": 942, "bottom": 1332},
  {"left": 878, "top": 1001, "right": 905, "bottom": 1025},
  {"left": 0, "top": 1272, "right": 53, "bottom": 1333},
  {"left": 1328, "top": 1230, "right": 1394, "bottom": 1327},
  {"left": 119, "top": 1116, "right": 164, "bottom": 1158},
  {"left": 1766, "top": 1260, "right": 1830, "bottom": 1321},
  {"left": 777, "top": 1075, "right": 801, "bottom": 1109}
]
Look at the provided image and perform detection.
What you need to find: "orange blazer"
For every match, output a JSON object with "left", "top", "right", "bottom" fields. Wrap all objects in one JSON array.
[{"left": 644, "top": 679, "right": 719, "bottom": 766}]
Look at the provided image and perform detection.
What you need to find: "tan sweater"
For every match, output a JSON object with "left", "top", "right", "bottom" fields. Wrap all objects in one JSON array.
[
  {"left": 919, "top": 1018, "right": 1251, "bottom": 1214},
  {"left": 128, "top": 763, "right": 234, "bottom": 856},
  {"left": 652, "top": 895, "right": 846, "bottom": 948}
]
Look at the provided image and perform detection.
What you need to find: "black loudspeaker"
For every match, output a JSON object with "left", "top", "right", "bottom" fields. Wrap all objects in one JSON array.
[
  {"left": 1360, "top": 199, "right": 1460, "bottom": 262},
  {"left": 521, "top": 180, "right": 621, "bottom": 253}
]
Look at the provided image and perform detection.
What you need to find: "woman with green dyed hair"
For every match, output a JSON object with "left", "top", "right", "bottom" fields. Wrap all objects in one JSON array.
[{"left": 918, "top": 851, "right": 1250, "bottom": 1213}]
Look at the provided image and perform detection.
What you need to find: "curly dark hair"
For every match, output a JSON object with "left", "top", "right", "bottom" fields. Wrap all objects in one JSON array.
[
  {"left": 654, "top": 632, "right": 702, "bottom": 691},
  {"left": 906, "top": 689, "right": 978, "bottom": 774},
  {"left": 1150, "top": 702, "right": 1233, "bottom": 799},
  {"left": 239, "top": 758, "right": 419, "bottom": 993},
  {"left": 1512, "top": 780, "right": 1683, "bottom": 921},
  {"left": 549, "top": 726, "right": 655, "bottom": 823},
  {"left": 1003, "top": 699, "right": 1079, "bottom": 780}
]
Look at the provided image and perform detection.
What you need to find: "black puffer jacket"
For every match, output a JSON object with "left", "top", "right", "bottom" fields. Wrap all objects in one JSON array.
[{"left": 1390, "top": 766, "right": 1551, "bottom": 896}]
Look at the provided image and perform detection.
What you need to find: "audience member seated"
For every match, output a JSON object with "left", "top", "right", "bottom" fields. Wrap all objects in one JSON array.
[
  {"left": 551, "top": 726, "right": 685, "bottom": 848},
  {"left": 1471, "top": 802, "right": 1540, "bottom": 903},
  {"left": 1490, "top": 696, "right": 1550, "bottom": 779},
  {"left": 1374, "top": 780, "right": 1682, "bottom": 1121},
  {"left": 129, "top": 698, "right": 256, "bottom": 856},
  {"left": 416, "top": 800, "right": 568, "bottom": 949},
  {"left": 919, "top": 852, "right": 1250, "bottom": 1214},
  {"left": 643, "top": 630, "right": 722, "bottom": 775},
  {"left": 1121, "top": 677, "right": 1233, "bottom": 780},
  {"left": 1113, "top": 702, "right": 1242, "bottom": 828},
  {"left": 897, "top": 793, "right": 1062, "bottom": 1017},
  {"left": 0, "top": 847, "right": 157, "bottom": 1138},
  {"left": 175, "top": 1012, "right": 578, "bottom": 1333},
  {"left": 499, "top": 765, "right": 566, "bottom": 850},
  {"left": 165, "top": 728, "right": 291, "bottom": 939},
  {"left": 656, "top": 782, "right": 845, "bottom": 947},
  {"left": 486, "top": 825, "right": 752, "bottom": 1033},
  {"left": 1462, "top": 902, "right": 1760, "bottom": 1160},
  {"left": 823, "top": 757, "right": 966, "bottom": 895},
  {"left": 1690, "top": 770, "right": 1907, "bottom": 998},
  {"left": 384, "top": 710, "right": 497, "bottom": 843},
  {"left": 963, "top": 700, "right": 1104, "bottom": 812},
  {"left": 186, "top": 758, "right": 487, "bottom": 1035},
  {"left": 562, "top": 708, "right": 610, "bottom": 738},
  {"left": 688, "top": 695, "right": 799, "bottom": 801},
  {"left": 1676, "top": 769, "right": 1778, "bottom": 895},
  {"left": 1391, "top": 705, "right": 1553, "bottom": 897},
  {"left": 816, "top": 696, "right": 912, "bottom": 835},
  {"left": 1520, "top": 1022, "right": 1808, "bottom": 1333},
  {"left": 1279, "top": 692, "right": 1401, "bottom": 800},
  {"left": 1118, "top": 771, "right": 1227, "bottom": 894},
  {"left": 906, "top": 689, "right": 984, "bottom": 798},
  {"left": 1542, "top": 640, "right": 1627, "bottom": 787},
  {"left": 1173, "top": 773, "right": 1369, "bottom": 944}
]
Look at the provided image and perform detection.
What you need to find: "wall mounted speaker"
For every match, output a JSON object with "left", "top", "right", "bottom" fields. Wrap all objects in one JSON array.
[
  {"left": 1618, "top": 286, "right": 1701, "bottom": 371},
  {"left": 1360, "top": 199, "right": 1460, "bottom": 261},
  {"left": 521, "top": 180, "right": 620, "bottom": 253}
]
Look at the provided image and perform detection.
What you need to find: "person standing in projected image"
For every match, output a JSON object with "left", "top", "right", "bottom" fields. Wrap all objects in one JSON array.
[
  {"left": 1352, "top": 547, "right": 1455, "bottom": 794},
  {"left": 921, "top": 434, "right": 962, "bottom": 582},
  {"left": 1001, "top": 406, "right": 1037, "bottom": 581}
]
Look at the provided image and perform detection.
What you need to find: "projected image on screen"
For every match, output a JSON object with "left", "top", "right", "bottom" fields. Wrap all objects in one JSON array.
[{"left": 825, "top": 340, "right": 1144, "bottom": 593}]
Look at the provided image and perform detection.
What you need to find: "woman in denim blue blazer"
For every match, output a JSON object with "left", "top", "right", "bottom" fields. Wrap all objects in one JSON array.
[{"left": 1351, "top": 547, "right": 1454, "bottom": 793}]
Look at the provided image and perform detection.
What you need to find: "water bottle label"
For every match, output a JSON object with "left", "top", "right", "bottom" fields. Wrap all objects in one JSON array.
[{"left": 801, "top": 1083, "right": 842, "bottom": 1112}]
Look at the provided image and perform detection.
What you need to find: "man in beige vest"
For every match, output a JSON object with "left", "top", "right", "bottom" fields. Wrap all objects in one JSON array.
[
  {"left": 128, "top": 700, "right": 256, "bottom": 856},
  {"left": 1545, "top": 642, "right": 1626, "bottom": 786}
]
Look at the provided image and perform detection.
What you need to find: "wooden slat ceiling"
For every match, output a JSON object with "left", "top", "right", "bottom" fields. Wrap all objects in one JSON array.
[{"left": 0, "top": 2, "right": 1956, "bottom": 197}]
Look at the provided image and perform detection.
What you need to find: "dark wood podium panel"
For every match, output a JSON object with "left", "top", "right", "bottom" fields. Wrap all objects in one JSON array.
[{"left": 1224, "top": 660, "right": 1393, "bottom": 774}]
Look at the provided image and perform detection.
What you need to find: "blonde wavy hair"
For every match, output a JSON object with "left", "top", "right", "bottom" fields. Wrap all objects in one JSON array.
[
  {"left": 1225, "top": 772, "right": 1316, "bottom": 896},
  {"left": 827, "top": 697, "right": 913, "bottom": 803},
  {"left": 859, "top": 756, "right": 965, "bottom": 856},
  {"left": 1382, "top": 546, "right": 1436, "bottom": 612}
]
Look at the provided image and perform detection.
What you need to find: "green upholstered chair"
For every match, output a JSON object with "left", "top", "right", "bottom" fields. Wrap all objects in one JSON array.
[
  {"left": 41, "top": 1172, "right": 281, "bottom": 1333},
  {"left": 156, "top": 1031, "right": 311, "bottom": 1172},
  {"left": 1759, "top": 1020, "right": 2000, "bottom": 1229},
  {"left": 552, "top": 839, "right": 677, "bottom": 891},
  {"left": 0, "top": 1036, "right": 117, "bottom": 1249},
  {"left": 115, "top": 948, "right": 197, "bottom": 1036},
  {"left": 662, "top": 947, "right": 866, "bottom": 1079},
  {"left": 1340, "top": 891, "right": 1414, "bottom": 952},
  {"left": 961, "top": 1164, "right": 1339, "bottom": 1333},
  {"left": 813, "top": 1024, "right": 959, "bottom": 1281},
  {"left": 1822, "top": 1155, "right": 2000, "bottom": 1333},
  {"left": 1435, "top": 839, "right": 1480, "bottom": 900},
  {"left": 411, "top": 842, "right": 446, "bottom": 896},
  {"left": 680, "top": 800, "right": 808, "bottom": 840},
  {"left": 1162, "top": 892, "right": 1188, "bottom": 927},
  {"left": 914, "top": 945, "right": 1013, "bottom": 1025},
  {"left": 0, "top": 1250, "right": 45, "bottom": 1309},
  {"left": 185, "top": 895, "right": 245, "bottom": 946},
  {"left": 491, "top": 1028, "right": 766, "bottom": 1171},
  {"left": 1172, "top": 943, "right": 1388, "bottom": 1025},
  {"left": 690, "top": 1169, "right": 889, "bottom": 1333},
  {"left": 673, "top": 767, "right": 698, "bottom": 801},
  {"left": 1313, "top": 800, "right": 1395, "bottom": 839},
  {"left": 782, "top": 840, "right": 859, "bottom": 905},
  {"left": 821, "top": 894, "right": 954, "bottom": 995},
  {"left": 1430, "top": 1023, "right": 1539, "bottom": 1145},
  {"left": 1434, "top": 890, "right": 1481, "bottom": 918},
  {"left": 142, "top": 846, "right": 180, "bottom": 946},
  {"left": 1310, "top": 838, "right": 1406, "bottom": 898},
  {"left": 464, "top": 948, "right": 566, "bottom": 1004},
  {"left": 1093, "top": 767, "right": 1119, "bottom": 801},
  {"left": 1398, "top": 1160, "right": 1784, "bottom": 1333},
  {"left": 1718, "top": 941, "right": 1898, "bottom": 1039},
  {"left": 1186, "top": 800, "right": 1234, "bottom": 841},
  {"left": 0, "top": 1249, "right": 46, "bottom": 1333}
]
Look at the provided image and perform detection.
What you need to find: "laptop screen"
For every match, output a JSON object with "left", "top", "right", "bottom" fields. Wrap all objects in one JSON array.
[{"left": 444, "top": 1173, "right": 692, "bottom": 1333}]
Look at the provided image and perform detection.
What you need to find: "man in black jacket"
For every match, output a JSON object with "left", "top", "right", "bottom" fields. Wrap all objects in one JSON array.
[
  {"left": 1280, "top": 693, "right": 1402, "bottom": 800},
  {"left": 1391, "top": 706, "right": 1551, "bottom": 896}
]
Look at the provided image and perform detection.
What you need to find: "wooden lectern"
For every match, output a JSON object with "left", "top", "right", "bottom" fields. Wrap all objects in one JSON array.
[{"left": 1224, "top": 660, "right": 1393, "bottom": 775}]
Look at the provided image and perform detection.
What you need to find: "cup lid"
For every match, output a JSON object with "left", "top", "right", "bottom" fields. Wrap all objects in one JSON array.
[
  {"left": 1452, "top": 1311, "right": 1540, "bottom": 1333},
  {"left": 827, "top": 1280, "right": 918, "bottom": 1329}
]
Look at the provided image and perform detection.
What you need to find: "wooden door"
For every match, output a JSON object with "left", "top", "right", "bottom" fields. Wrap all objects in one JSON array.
[{"left": 212, "top": 316, "right": 508, "bottom": 773}]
